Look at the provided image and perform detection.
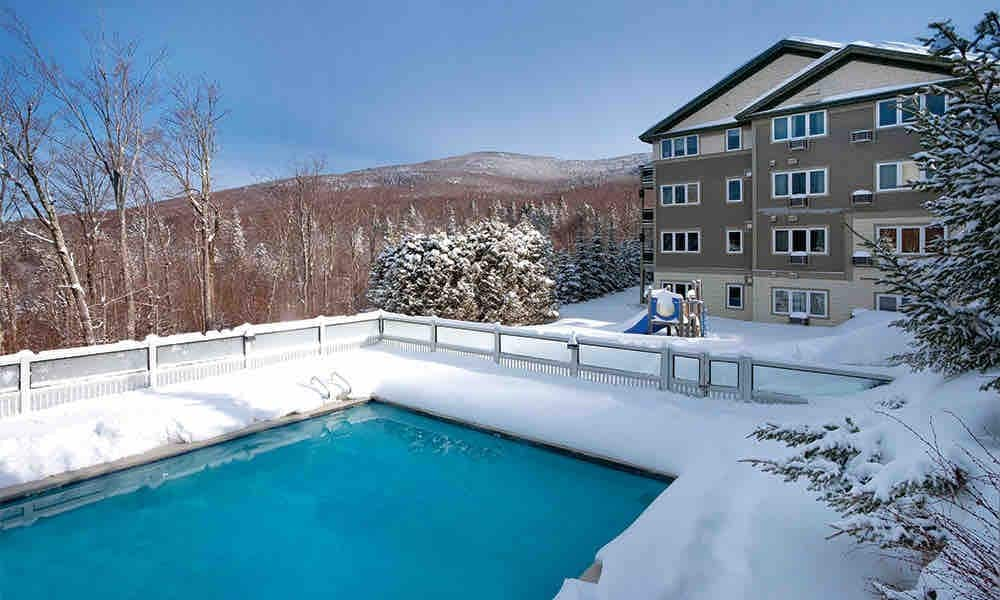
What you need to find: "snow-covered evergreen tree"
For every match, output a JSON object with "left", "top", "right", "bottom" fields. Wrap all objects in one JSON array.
[{"left": 870, "top": 13, "right": 1000, "bottom": 391}]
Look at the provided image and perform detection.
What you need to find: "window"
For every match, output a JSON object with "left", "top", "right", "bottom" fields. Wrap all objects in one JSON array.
[
  {"left": 876, "top": 161, "right": 922, "bottom": 191},
  {"left": 876, "top": 225, "right": 944, "bottom": 254},
  {"left": 660, "top": 182, "right": 700, "bottom": 206},
  {"left": 726, "top": 178, "right": 743, "bottom": 202},
  {"left": 726, "top": 128, "right": 741, "bottom": 151},
  {"left": 773, "top": 227, "right": 827, "bottom": 254},
  {"left": 726, "top": 229, "right": 744, "bottom": 254},
  {"left": 876, "top": 294, "right": 910, "bottom": 312},
  {"left": 662, "top": 281, "right": 691, "bottom": 296},
  {"left": 772, "top": 110, "right": 826, "bottom": 141},
  {"left": 726, "top": 284, "right": 744, "bottom": 309},
  {"left": 772, "top": 168, "right": 828, "bottom": 198},
  {"left": 877, "top": 93, "right": 947, "bottom": 128},
  {"left": 660, "top": 134, "right": 700, "bottom": 159},
  {"left": 772, "top": 288, "right": 829, "bottom": 318},
  {"left": 660, "top": 230, "right": 701, "bottom": 253}
]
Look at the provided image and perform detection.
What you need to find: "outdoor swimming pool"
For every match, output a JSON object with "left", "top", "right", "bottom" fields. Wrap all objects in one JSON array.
[{"left": 0, "top": 403, "right": 669, "bottom": 599}]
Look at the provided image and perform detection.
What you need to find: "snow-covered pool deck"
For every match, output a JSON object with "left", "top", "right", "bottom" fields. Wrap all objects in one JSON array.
[{"left": 3, "top": 290, "right": 993, "bottom": 600}]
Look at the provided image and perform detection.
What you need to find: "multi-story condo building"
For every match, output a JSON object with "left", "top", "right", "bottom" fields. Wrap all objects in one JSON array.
[{"left": 637, "top": 38, "right": 957, "bottom": 325}]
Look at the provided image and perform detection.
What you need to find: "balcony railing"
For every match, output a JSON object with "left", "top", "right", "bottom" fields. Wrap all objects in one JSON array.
[
  {"left": 640, "top": 164, "right": 655, "bottom": 189},
  {"left": 642, "top": 250, "right": 655, "bottom": 263},
  {"left": 641, "top": 208, "right": 654, "bottom": 224}
]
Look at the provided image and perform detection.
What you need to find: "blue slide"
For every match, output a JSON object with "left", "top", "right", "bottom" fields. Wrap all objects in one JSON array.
[
  {"left": 624, "top": 313, "right": 671, "bottom": 335},
  {"left": 624, "top": 294, "right": 682, "bottom": 335}
]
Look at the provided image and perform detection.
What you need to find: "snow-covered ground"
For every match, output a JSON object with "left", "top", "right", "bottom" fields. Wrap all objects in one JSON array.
[{"left": 1, "top": 289, "right": 997, "bottom": 600}]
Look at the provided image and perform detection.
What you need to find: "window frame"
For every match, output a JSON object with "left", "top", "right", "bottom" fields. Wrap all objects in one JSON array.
[
  {"left": 725, "top": 228, "right": 744, "bottom": 254},
  {"left": 725, "top": 128, "right": 742, "bottom": 152},
  {"left": 725, "top": 284, "right": 744, "bottom": 310},
  {"left": 726, "top": 177, "right": 743, "bottom": 203},
  {"left": 659, "top": 134, "right": 700, "bottom": 160},
  {"left": 876, "top": 160, "right": 922, "bottom": 192},
  {"left": 875, "top": 293, "right": 910, "bottom": 312},
  {"left": 875, "top": 224, "right": 944, "bottom": 255},
  {"left": 771, "top": 226, "right": 829, "bottom": 255},
  {"left": 771, "top": 110, "right": 828, "bottom": 142},
  {"left": 771, "top": 168, "right": 829, "bottom": 198},
  {"left": 771, "top": 288, "right": 829, "bottom": 318},
  {"left": 876, "top": 93, "right": 948, "bottom": 129},
  {"left": 660, "top": 230, "right": 702, "bottom": 254},
  {"left": 660, "top": 182, "right": 701, "bottom": 206}
]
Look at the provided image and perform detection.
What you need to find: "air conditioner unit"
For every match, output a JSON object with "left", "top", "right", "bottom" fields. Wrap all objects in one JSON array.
[
  {"left": 788, "top": 313, "right": 810, "bottom": 325},
  {"left": 850, "top": 130, "right": 874, "bottom": 143},
  {"left": 851, "top": 190, "right": 874, "bottom": 204},
  {"left": 789, "top": 253, "right": 809, "bottom": 265},
  {"left": 789, "top": 196, "right": 809, "bottom": 208},
  {"left": 852, "top": 251, "right": 873, "bottom": 266},
  {"left": 788, "top": 139, "right": 808, "bottom": 151}
]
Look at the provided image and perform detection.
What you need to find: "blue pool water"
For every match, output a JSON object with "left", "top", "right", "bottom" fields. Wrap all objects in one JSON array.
[{"left": 0, "top": 403, "right": 668, "bottom": 599}]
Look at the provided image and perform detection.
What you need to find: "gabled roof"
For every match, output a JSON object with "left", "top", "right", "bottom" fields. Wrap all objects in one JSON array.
[
  {"left": 637, "top": 39, "right": 836, "bottom": 143},
  {"left": 735, "top": 42, "right": 953, "bottom": 119}
]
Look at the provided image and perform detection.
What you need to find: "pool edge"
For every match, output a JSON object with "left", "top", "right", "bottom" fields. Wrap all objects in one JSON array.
[{"left": 0, "top": 397, "right": 371, "bottom": 505}]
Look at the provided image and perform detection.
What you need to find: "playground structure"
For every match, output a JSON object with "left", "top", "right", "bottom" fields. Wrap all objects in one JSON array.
[{"left": 625, "top": 280, "right": 706, "bottom": 338}]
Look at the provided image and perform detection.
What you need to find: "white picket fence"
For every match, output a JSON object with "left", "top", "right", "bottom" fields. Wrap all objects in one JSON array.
[{"left": 0, "top": 311, "right": 894, "bottom": 421}]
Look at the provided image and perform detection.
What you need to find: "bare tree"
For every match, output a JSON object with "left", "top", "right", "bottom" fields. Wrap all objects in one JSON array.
[
  {"left": 153, "top": 78, "right": 224, "bottom": 332},
  {"left": 0, "top": 59, "right": 97, "bottom": 344}
]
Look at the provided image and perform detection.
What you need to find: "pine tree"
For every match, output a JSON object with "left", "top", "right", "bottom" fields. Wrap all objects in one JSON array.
[{"left": 870, "top": 13, "right": 1000, "bottom": 391}]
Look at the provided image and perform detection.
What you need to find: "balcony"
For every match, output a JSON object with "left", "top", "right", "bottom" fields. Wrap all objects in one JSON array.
[
  {"left": 642, "top": 250, "right": 655, "bottom": 264},
  {"left": 640, "top": 164, "right": 655, "bottom": 189},
  {"left": 641, "top": 208, "right": 654, "bottom": 224}
]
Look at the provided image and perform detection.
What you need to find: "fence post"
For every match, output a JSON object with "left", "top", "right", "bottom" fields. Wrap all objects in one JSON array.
[
  {"left": 243, "top": 325, "right": 255, "bottom": 370},
  {"left": 318, "top": 316, "right": 327, "bottom": 355},
  {"left": 18, "top": 350, "right": 31, "bottom": 415},
  {"left": 146, "top": 335, "right": 159, "bottom": 390},
  {"left": 377, "top": 311, "right": 385, "bottom": 341},
  {"left": 739, "top": 355, "right": 753, "bottom": 402},
  {"left": 699, "top": 352, "right": 710, "bottom": 396},
  {"left": 659, "top": 345, "right": 671, "bottom": 391},
  {"left": 568, "top": 332, "right": 580, "bottom": 378},
  {"left": 429, "top": 317, "right": 438, "bottom": 352},
  {"left": 492, "top": 323, "right": 502, "bottom": 364}
]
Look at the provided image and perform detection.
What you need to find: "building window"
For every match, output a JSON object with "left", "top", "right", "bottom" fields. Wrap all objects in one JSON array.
[
  {"left": 662, "top": 281, "right": 691, "bottom": 297},
  {"left": 875, "top": 294, "right": 910, "bottom": 312},
  {"left": 876, "top": 224, "right": 944, "bottom": 254},
  {"left": 876, "top": 93, "right": 947, "bottom": 128},
  {"left": 876, "top": 161, "right": 922, "bottom": 191},
  {"left": 726, "top": 229, "right": 744, "bottom": 254},
  {"left": 726, "top": 177, "right": 743, "bottom": 203},
  {"left": 772, "top": 288, "right": 828, "bottom": 318},
  {"left": 660, "top": 230, "right": 701, "bottom": 253},
  {"left": 725, "top": 128, "right": 741, "bottom": 151},
  {"left": 660, "top": 182, "right": 700, "bottom": 206},
  {"left": 660, "top": 134, "right": 700, "bottom": 159},
  {"left": 773, "top": 227, "right": 827, "bottom": 254},
  {"left": 726, "top": 284, "right": 744, "bottom": 309},
  {"left": 772, "top": 110, "right": 826, "bottom": 141},
  {"left": 772, "top": 168, "right": 827, "bottom": 198}
]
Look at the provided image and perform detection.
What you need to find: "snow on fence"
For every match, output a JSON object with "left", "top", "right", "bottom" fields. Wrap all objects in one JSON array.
[{"left": 0, "top": 311, "right": 893, "bottom": 421}]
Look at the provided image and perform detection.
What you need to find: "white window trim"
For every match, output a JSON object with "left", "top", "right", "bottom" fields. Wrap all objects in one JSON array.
[
  {"left": 876, "top": 160, "right": 920, "bottom": 192},
  {"left": 660, "top": 230, "right": 701, "bottom": 254},
  {"left": 875, "top": 94, "right": 947, "bottom": 129},
  {"left": 771, "top": 288, "right": 829, "bottom": 318},
  {"left": 771, "top": 167, "right": 829, "bottom": 198},
  {"left": 660, "top": 182, "right": 701, "bottom": 206},
  {"left": 875, "top": 293, "right": 909, "bottom": 312},
  {"left": 875, "top": 224, "right": 944, "bottom": 255},
  {"left": 725, "top": 128, "right": 742, "bottom": 152},
  {"left": 771, "top": 110, "right": 828, "bottom": 142},
  {"left": 726, "top": 284, "right": 744, "bottom": 310},
  {"left": 725, "top": 177, "right": 743, "bottom": 203},
  {"left": 659, "top": 134, "right": 700, "bottom": 160},
  {"left": 771, "top": 226, "right": 829, "bottom": 255},
  {"left": 725, "top": 228, "right": 744, "bottom": 254}
]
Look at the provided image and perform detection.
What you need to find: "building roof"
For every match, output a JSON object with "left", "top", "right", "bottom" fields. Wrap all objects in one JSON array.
[
  {"left": 637, "top": 39, "right": 836, "bottom": 143},
  {"left": 638, "top": 38, "right": 955, "bottom": 143}
]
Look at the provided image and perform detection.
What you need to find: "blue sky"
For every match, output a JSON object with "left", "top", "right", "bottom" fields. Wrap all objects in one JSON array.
[{"left": 4, "top": 0, "right": 993, "bottom": 188}]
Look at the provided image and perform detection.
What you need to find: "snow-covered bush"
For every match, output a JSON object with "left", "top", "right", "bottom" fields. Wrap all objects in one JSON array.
[
  {"left": 367, "top": 218, "right": 557, "bottom": 325},
  {"left": 869, "top": 13, "right": 1000, "bottom": 392}
]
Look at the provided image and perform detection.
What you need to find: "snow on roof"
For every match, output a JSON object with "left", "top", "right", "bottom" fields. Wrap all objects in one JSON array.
[
  {"left": 661, "top": 116, "right": 740, "bottom": 137},
  {"left": 785, "top": 36, "right": 844, "bottom": 49}
]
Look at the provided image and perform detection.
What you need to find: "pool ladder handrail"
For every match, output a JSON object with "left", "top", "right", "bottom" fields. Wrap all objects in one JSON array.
[{"left": 309, "top": 370, "right": 352, "bottom": 400}]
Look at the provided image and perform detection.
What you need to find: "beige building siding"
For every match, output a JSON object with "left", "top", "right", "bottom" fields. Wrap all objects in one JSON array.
[
  {"left": 775, "top": 60, "right": 950, "bottom": 108},
  {"left": 654, "top": 270, "right": 754, "bottom": 321},
  {"left": 673, "top": 53, "right": 819, "bottom": 131},
  {"left": 750, "top": 275, "right": 880, "bottom": 325}
]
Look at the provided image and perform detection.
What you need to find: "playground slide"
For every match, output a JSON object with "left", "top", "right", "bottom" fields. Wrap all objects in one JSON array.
[{"left": 624, "top": 314, "right": 671, "bottom": 335}]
